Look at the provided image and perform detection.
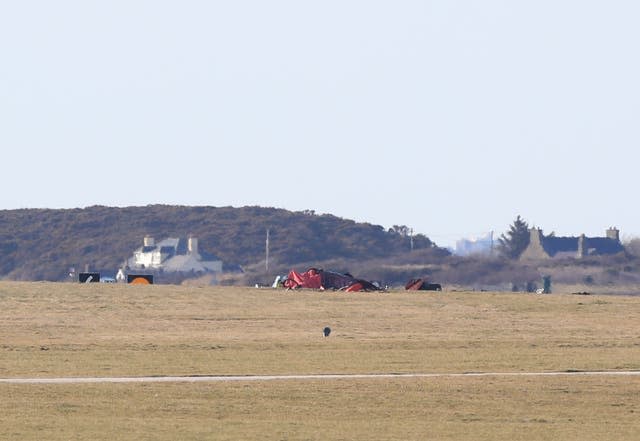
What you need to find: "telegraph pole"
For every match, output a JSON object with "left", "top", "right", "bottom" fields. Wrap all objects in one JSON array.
[
  {"left": 410, "top": 228, "right": 414, "bottom": 252},
  {"left": 265, "top": 228, "right": 270, "bottom": 273},
  {"left": 490, "top": 230, "right": 494, "bottom": 256}
]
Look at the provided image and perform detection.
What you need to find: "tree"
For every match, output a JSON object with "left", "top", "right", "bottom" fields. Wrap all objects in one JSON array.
[
  {"left": 498, "top": 215, "right": 530, "bottom": 259},
  {"left": 625, "top": 238, "right": 640, "bottom": 257},
  {"left": 389, "top": 225, "right": 411, "bottom": 237}
]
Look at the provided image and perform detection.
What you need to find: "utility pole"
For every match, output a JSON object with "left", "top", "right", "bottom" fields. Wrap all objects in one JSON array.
[
  {"left": 410, "top": 228, "right": 414, "bottom": 252},
  {"left": 490, "top": 230, "right": 494, "bottom": 256},
  {"left": 265, "top": 228, "right": 270, "bottom": 273}
]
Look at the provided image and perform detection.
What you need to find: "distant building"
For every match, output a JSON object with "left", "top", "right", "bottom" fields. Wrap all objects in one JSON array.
[
  {"left": 127, "top": 236, "right": 223, "bottom": 273},
  {"left": 520, "top": 227, "right": 624, "bottom": 260},
  {"left": 455, "top": 231, "right": 494, "bottom": 256}
]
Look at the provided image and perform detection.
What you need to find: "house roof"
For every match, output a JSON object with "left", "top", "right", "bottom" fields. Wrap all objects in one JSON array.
[
  {"left": 542, "top": 236, "right": 579, "bottom": 257},
  {"left": 160, "top": 245, "right": 176, "bottom": 255},
  {"left": 542, "top": 235, "right": 623, "bottom": 257},
  {"left": 586, "top": 237, "right": 625, "bottom": 255},
  {"left": 136, "top": 238, "right": 186, "bottom": 255}
]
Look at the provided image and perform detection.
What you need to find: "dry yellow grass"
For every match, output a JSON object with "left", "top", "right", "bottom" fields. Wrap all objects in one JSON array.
[
  {"left": 1, "top": 282, "right": 640, "bottom": 440},
  {"left": 1, "top": 377, "right": 639, "bottom": 440}
]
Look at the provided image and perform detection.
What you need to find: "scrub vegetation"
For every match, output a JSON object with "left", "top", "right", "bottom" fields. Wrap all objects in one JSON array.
[
  {"left": 0, "top": 205, "right": 438, "bottom": 281},
  {"left": 1, "top": 206, "right": 639, "bottom": 290}
]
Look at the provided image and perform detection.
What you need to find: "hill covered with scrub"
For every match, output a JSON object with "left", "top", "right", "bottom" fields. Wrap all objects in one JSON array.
[
  {"left": 0, "top": 205, "right": 444, "bottom": 281},
  {"left": 2, "top": 205, "right": 639, "bottom": 291}
]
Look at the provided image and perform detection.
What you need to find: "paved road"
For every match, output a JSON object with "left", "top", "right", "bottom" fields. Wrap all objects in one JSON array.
[{"left": 1, "top": 371, "right": 640, "bottom": 384}]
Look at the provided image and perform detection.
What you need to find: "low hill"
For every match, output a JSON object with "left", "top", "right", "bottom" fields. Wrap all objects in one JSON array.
[{"left": 0, "top": 205, "right": 444, "bottom": 281}]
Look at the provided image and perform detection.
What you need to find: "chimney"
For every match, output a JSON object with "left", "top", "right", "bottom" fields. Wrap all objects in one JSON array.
[
  {"left": 519, "top": 228, "right": 546, "bottom": 260},
  {"left": 529, "top": 228, "right": 543, "bottom": 246},
  {"left": 606, "top": 227, "right": 620, "bottom": 242},
  {"left": 188, "top": 237, "right": 199, "bottom": 256},
  {"left": 143, "top": 236, "right": 155, "bottom": 247},
  {"left": 577, "top": 234, "right": 587, "bottom": 258}
]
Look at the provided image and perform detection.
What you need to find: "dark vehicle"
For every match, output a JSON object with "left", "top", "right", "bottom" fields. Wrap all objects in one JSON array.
[{"left": 405, "top": 278, "right": 442, "bottom": 291}]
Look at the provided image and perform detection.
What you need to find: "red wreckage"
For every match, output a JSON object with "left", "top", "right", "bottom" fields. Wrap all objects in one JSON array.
[
  {"left": 283, "top": 268, "right": 381, "bottom": 292},
  {"left": 405, "top": 278, "right": 442, "bottom": 291}
]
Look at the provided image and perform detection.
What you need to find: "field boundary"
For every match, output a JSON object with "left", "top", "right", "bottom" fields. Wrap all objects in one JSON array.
[{"left": 2, "top": 370, "right": 640, "bottom": 385}]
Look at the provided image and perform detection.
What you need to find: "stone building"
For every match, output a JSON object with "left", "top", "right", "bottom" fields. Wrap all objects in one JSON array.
[{"left": 520, "top": 227, "right": 624, "bottom": 260}]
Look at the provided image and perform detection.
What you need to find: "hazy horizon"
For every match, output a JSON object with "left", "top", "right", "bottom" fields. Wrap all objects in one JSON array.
[{"left": 2, "top": 1, "right": 638, "bottom": 247}]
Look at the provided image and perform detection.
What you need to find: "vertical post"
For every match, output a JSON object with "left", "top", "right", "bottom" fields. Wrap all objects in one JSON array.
[
  {"left": 265, "top": 228, "right": 270, "bottom": 273},
  {"left": 410, "top": 228, "right": 414, "bottom": 251},
  {"left": 490, "top": 230, "right": 494, "bottom": 256}
]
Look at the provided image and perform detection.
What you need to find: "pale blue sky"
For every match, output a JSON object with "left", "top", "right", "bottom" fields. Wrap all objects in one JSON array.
[{"left": 1, "top": 1, "right": 638, "bottom": 247}]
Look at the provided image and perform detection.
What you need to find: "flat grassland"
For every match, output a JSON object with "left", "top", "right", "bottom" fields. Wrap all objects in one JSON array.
[{"left": 1, "top": 282, "right": 639, "bottom": 440}]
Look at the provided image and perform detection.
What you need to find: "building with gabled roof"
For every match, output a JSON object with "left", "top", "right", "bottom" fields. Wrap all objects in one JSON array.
[
  {"left": 520, "top": 227, "right": 624, "bottom": 260},
  {"left": 127, "top": 236, "right": 223, "bottom": 273}
]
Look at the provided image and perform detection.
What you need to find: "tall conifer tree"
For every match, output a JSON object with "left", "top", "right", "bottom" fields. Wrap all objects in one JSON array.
[{"left": 498, "top": 215, "right": 530, "bottom": 259}]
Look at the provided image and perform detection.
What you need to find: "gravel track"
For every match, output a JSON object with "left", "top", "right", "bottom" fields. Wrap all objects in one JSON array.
[{"left": 2, "top": 371, "right": 640, "bottom": 384}]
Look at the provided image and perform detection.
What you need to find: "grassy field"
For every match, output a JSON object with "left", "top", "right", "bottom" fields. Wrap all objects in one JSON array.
[{"left": 1, "top": 282, "right": 639, "bottom": 440}]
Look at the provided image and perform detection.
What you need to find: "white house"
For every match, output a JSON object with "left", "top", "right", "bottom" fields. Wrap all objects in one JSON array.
[{"left": 128, "top": 236, "right": 223, "bottom": 274}]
